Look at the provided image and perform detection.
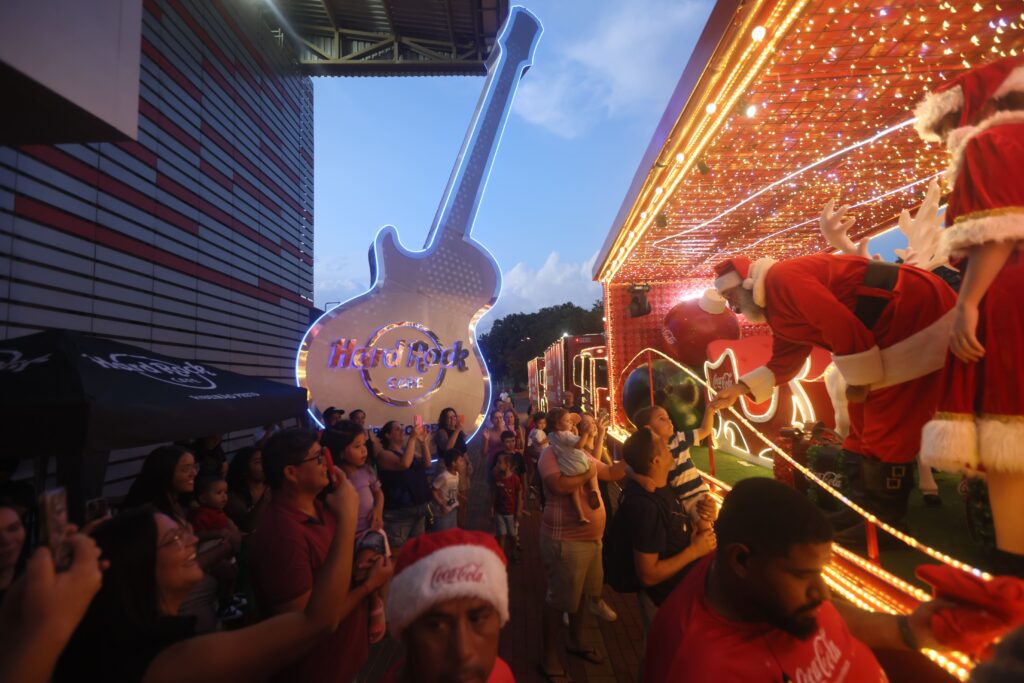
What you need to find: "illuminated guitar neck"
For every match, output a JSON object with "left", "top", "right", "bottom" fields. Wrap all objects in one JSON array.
[{"left": 424, "top": 7, "right": 542, "bottom": 249}]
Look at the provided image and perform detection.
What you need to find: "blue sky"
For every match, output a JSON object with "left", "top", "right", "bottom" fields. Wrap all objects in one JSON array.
[{"left": 312, "top": 0, "right": 716, "bottom": 328}]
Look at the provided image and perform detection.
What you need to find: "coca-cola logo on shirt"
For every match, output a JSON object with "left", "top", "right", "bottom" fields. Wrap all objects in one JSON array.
[
  {"left": 794, "top": 631, "right": 844, "bottom": 683},
  {"left": 430, "top": 562, "right": 485, "bottom": 590}
]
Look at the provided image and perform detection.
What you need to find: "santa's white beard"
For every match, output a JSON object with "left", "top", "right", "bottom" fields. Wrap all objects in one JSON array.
[{"left": 739, "top": 301, "right": 767, "bottom": 323}]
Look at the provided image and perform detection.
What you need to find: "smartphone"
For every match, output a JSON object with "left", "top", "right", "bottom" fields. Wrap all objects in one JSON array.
[
  {"left": 458, "top": 414, "right": 465, "bottom": 427},
  {"left": 414, "top": 415, "right": 424, "bottom": 429},
  {"left": 39, "top": 488, "right": 72, "bottom": 571},
  {"left": 85, "top": 497, "right": 109, "bottom": 523},
  {"left": 597, "top": 408, "right": 610, "bottom": 421}
]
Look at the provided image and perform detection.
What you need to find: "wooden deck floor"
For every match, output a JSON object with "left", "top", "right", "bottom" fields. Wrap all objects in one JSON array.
[{"left": 358, "top": 446, "right": 645, "bottom": 682}]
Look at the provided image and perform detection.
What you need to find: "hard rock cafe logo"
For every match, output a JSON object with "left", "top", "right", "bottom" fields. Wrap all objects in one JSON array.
[
  {"left": 326, "top": 322, "right": 470, "bottom": 406},
  {"left": 82, "top": 353, "right": 219, "bottom": 389},
  {"left": 0, "top": 350, "right": 51, "bottom": 374}
]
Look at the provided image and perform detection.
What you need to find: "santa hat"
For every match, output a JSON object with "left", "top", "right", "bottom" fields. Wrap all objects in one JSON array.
[
  {"left": 713, "top": 257, "right": 752, "bottom": 293},
  {"left": 697, "top": 288, "right": 728, "bottom": 315},
  {"left": 914, "top": 56, "right": 1024, "bottom": 142},
  {"left": 386, "top": 529, "right": 509, "bottom": 639}
]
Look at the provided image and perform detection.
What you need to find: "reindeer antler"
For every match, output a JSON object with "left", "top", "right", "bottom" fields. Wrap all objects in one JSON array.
[
  {"left": 820, "top": 200, "right": 870, "bottom": 258},
  {"left": 893, "top": 179, "right": 951, "bottom": 271}
]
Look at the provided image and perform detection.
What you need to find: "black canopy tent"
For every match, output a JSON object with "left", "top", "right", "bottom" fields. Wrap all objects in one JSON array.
[{"left": 0, "top": 329, "right": 308, "bottom": 517}]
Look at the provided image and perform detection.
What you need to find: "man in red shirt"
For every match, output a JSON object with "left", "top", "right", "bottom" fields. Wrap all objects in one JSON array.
[
  {"left": 645, "top": 478, "right": 946, "bottom": 682},
  {"left": 250, "top": 428, "right": 392, "bottom": 683},
  {"left": 381, "top": 529, "right": 515, "bottom": 683}
]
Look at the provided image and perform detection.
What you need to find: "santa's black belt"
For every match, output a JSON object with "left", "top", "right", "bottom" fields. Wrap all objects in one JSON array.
[{"left": 853, "top": 260, "right": 899, "bottom": 329}]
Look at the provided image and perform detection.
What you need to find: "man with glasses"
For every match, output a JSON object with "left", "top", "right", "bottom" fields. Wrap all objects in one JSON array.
[{"left": 250, "top": 428, "right": 391, "bottom": 683}]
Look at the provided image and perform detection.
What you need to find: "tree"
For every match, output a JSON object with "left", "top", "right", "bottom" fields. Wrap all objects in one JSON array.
[{"left": 479, "top": 299, "right": 604, "bottom": 388}]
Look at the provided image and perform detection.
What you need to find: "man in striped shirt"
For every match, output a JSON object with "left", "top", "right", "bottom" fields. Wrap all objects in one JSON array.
[{"left": 629, "top": 405, "right": 717, "bottom": 529}]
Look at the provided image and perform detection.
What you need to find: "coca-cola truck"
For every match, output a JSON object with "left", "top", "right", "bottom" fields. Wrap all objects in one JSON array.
[
  {"left": 527, "top": 356, "right": 546, "bottom": 413},
  {"left": 544, "top": 333, "right": 605, "bottom": 415}
]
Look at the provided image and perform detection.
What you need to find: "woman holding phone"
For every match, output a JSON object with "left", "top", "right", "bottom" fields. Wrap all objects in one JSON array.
[
  {"left": 376, "top": 420, "right": 432, "bottom": 550},
  {"left": 434, "top": 408, "right": 472, "bottom": 527}
]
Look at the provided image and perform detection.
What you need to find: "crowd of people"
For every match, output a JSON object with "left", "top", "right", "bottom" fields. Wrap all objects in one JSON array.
[{"left": 2, "top": 384, "right": 1024, "bottom": 683}]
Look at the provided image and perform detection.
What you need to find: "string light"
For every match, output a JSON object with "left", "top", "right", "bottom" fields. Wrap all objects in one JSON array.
[{"left": 597, "top": 0, "right": 1024, "bottom": 284}]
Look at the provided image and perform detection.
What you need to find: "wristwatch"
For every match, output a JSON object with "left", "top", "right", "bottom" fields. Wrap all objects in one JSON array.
[{"left": 896, "top": 614, "right": 919, "bottom": 651}]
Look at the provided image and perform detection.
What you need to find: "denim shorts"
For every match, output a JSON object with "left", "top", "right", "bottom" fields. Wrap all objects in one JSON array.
[{"left": 494, "top": 513, "right": 518, "bottom": 537}]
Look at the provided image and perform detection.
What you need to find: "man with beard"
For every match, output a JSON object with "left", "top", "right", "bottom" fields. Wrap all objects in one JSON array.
[
  {"left": 644, "top": 478, "right": 944, "bottom": 682},
  {"left": 708, "top": 255, "right": 956, "bottom": 541},
  {"left": 380, "top": 529, "right": 514, "bottom": 683}
]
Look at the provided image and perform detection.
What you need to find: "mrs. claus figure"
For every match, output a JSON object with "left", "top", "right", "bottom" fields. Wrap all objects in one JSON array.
[{"left": 915, "top": 56, "right": 1024, "bottom": 575}]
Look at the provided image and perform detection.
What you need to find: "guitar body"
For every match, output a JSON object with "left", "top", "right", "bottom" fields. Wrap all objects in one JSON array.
[
  {"left": 297, "top": 8, "right": 542, "bottom": 435},
  {"left": 298, "top": 227, "right": 499, "bottom": 432}
]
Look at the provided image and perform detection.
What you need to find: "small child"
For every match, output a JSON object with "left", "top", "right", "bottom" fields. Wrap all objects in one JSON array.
[
  {"left": 491, "top": 453, "right": 523, "bottom": 563},
  {"left": 547, "top": 409, "right": 601, "bottom": 524},
  {"left": 321, "top": 422, "right": 387, "bottom": 642},
  {"left": 190, "top": 475, "right": 243, "bottom": 620},
  {"left": 525, "top": 413, "right": 548, "bottom": 496},
  {"left": 432, "top": 449, "right": 462, "bottom": 531},
  {"left": 353, "top": 528, "right": 390, "bottom": 643},
  {"left": 627, "top": 404, "right": 717, "bottom": 530}
]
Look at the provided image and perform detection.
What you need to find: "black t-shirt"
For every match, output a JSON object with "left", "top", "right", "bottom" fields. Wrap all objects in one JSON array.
[
  {"left": 617, "top": 480, "right": 693, "bottom": 605},
  {"left": 55, "top": 613, "right": 196, "bottom": 683}
]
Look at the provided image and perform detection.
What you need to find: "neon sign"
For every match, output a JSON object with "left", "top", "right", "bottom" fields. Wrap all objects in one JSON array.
[{"left": 325, "top": 322, "right": 471, "bottom": 406}]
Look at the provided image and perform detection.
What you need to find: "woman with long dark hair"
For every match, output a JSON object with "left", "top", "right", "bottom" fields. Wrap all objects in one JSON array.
[
  {"left": 224, "top": 447, "right": 270, "bottom": 533},
  {"left": 123, "top": 446, "right": 197, "bottom": 524},
  {"left": 375, "top": 420, "right": 431, "bottom": 550},
  {"left": 434, "top": 408, "right": 472, "bottom": 528},
  {"left": 0, "top": 498, "right": 28, "bottom": 604},
  {"left": 54, "top": 496, "right": 389, "bottom": 683},
  {"left": 123, "top": 445, "right": 231, "bottom": 632}
]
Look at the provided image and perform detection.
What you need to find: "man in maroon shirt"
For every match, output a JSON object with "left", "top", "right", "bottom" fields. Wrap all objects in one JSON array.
[
  {"left": 645, "top": 478, "right": 947, "bottom": 682},
  {"left": 250, "top": 428, "right": 392, "bottom": 683}
]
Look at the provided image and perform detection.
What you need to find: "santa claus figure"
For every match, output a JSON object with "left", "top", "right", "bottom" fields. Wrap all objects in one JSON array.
[
  {"left": 914, "top": 56, "right": 1024, "bottom": 575},
  {"left": 709, "top": 254, "right": 956, "bottom": 541}
]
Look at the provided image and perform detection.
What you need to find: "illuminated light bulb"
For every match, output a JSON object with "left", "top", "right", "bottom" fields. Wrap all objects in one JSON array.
[
  {"left": 745, "top": 104, "right": 757, "bottom": 117},
  {"left": 706, "top": 102, "right": 717, "bottom": 114},
  {"left": 675, "top": 152, "right": 685, "bottom": 163},
  {"left": 751, "top": 25, "right": 767, "bottom": 41},
  {"left": 654, "top": 187, "right": 663, "bottom": 196},
  {"left": 973, "top": 2, "right": 982, "bottom": 9},
  {"left": 640, "top": 211, "right": 648, "bottom": 219}
]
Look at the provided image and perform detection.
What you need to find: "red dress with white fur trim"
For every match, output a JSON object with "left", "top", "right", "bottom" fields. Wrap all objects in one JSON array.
[
  {"left": 922, "top": 121, "right": 1024, "bottom": 476},
  {"left": 739, "top": 254, "right": 956, "bottom": 463}
]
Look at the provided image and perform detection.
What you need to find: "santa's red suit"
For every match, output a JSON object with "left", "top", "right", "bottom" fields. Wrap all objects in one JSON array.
[
  {"left": 716, "top": 254, "right": 956, "bottom": 464},
  {"left": 915, "top": 57, "right": 1024, "bottom": 475}
]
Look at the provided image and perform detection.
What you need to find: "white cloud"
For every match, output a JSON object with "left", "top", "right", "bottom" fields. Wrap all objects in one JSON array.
[
  {"left": 512, "top": 0, "right": 707, "bottom": 137},
  {"left": 314, "top": 253, "right": 365, "bottom": 309},
  {"left": 481, "top": 250, "right": 602, "bottom": 330}
]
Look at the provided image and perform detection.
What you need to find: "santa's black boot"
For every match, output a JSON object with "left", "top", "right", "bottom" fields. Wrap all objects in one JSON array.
[
  {"left": 827, "top": 450, "right": 867, "bottom": 531},
  {"left": 835, "top": 460, "right": 913, "bottom": 550}
]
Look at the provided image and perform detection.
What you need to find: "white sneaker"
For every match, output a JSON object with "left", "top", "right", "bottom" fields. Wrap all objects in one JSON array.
[{"left": 589, "top": 598, "right": 618, "bottom": 622}]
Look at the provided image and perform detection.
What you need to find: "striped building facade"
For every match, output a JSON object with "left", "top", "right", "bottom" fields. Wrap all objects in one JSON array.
[{"left": 0, "top": 0, "right": 314, "bottom": 382}]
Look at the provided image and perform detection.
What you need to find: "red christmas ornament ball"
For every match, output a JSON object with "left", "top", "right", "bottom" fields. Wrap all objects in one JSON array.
[{"left": 661, "top": 290, "right": 740, "bottom": 370}]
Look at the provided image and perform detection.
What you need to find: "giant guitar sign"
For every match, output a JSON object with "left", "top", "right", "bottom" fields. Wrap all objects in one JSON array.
[{"left": 297, "top": 7, "right": 542, "bottom": 433}]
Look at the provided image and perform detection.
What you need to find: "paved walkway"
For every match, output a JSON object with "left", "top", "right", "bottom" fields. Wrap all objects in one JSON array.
[{"left": 358, "top": 440, "right": 645, "bottom": 682}]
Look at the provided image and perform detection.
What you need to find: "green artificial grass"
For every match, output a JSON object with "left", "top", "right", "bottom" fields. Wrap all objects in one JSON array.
[{"left": 688, "top": 446, "right": 996, "bottom": 590}]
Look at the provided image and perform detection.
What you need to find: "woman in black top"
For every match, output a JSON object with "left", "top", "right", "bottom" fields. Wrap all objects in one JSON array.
[
  {"left": 54, "top": 499, "right": 378, "bottom": 683},
  {"left": 224, "top": 447, "right": 270, "bottom": 533},
  {"left": 376, "top": 420, "right": 432, "bottom": 551}
]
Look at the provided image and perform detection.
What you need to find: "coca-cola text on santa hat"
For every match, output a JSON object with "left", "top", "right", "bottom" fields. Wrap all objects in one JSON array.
[{"left": 385, "top": 528, "right": 509, "bottom": 639}]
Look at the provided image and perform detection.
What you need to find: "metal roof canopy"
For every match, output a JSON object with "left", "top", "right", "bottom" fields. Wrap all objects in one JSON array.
[
  {"left": 273, "top": 0, "right": 509, "bottom": 76},
  {"left": 594, "top": 0, "right": 1024, "bottom": 285}
]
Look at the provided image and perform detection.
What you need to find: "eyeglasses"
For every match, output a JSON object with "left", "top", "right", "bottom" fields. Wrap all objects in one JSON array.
[
  {"left": 298, "top": 449, "right": 324, "bottom": 466},
  {"left": 158, "top": 528, "right": 195, "bottom": 550}
]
